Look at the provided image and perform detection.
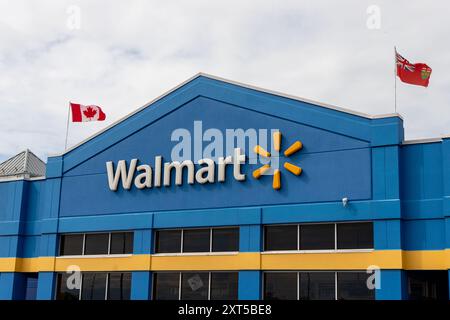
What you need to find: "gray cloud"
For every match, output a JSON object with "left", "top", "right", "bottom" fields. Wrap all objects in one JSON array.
[{"left": 0, "top": 0, "right": 449, "bottom": 162}]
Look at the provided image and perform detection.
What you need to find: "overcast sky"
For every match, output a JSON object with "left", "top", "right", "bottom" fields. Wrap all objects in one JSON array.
[{"left": 0, "top": 0, "right": 449, "bottom": 162}]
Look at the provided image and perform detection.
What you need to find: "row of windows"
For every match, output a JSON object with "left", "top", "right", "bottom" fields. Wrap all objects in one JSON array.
[
  {"left": 264, "top": 272, "right": 374, "bottom": 300},
  {"left": 58, "top": 222, "right": 372, "bottom": 256},
  {"left": 56, "top": 272, "right": 131, "bottom": 300},
  {"left": 155, "top": 227, "right": 239, "bottom": 253},
  {"left": 55, "top": 271, "right": 373, "bottom": 300},
  {"left": 153, "top": 272, "right": 238, "bottom": 300},
  {"left": 59, "top": 232, "right": 133, "bottom": 256},
  {"left": 264, "top": 222, "right": 373, "bottom": 251}
]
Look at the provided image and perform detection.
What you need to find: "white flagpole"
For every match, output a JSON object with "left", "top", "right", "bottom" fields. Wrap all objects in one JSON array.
[
  {"left": 64, "top": 102, "right": 71, "bottom": 150},
  {"left": 394, "top": 46, "right": 397, "bottom": 113}
]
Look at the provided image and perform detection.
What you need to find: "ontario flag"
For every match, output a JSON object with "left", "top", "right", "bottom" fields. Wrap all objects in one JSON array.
[
  {"left": 70, "top": 102, "right": 106, "bottom": 122},
  {"left": 396, "top": 50, "right": 432, "bottom": 87}
]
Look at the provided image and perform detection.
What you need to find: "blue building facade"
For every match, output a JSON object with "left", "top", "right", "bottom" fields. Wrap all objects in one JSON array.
[{"left": 0, "top": 73, "right": 449, "bottom": 300}]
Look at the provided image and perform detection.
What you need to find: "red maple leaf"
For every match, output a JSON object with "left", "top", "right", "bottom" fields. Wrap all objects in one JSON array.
[{"left": 83, "top": 106, "right": 97, "bottom": 119}]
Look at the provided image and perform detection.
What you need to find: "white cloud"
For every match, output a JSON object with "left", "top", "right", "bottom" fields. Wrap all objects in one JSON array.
[{"left": 0, "top": 0, "right": 449, "bottom": 162}]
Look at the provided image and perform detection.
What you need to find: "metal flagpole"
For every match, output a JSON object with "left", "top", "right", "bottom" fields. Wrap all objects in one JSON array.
[
  {"left": 64, "top": 102, "right": 71, "bottom": 150},
  {"left": 394, "top": 46, "right": 397, "bottom": 113}
]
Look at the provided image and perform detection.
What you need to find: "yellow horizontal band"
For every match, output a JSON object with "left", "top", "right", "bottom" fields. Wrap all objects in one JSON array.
[{"left": 1, "top": 250, "right": 449, "bottom": 273}]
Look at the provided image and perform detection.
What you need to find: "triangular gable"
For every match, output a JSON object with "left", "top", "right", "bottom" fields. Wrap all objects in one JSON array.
[{"left": 47, "top": 73, "right": 403, "bottom": 177}]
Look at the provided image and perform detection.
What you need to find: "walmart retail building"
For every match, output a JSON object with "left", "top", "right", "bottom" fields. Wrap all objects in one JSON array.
[{"left": 0, "top": 73, "right": 449, "bottom": 300}]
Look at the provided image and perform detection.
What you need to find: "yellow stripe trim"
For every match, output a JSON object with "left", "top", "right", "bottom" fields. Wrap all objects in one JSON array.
[{"left": 1, "top": 250, "right": 449, "bottom": 272}]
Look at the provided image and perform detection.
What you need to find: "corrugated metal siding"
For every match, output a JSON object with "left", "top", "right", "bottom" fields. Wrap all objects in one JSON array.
[{"left": 0, "top": 150, "right": 45, "bottom": 179}]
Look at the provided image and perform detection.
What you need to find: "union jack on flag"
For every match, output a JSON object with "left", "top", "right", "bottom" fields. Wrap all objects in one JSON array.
[
  {"left": 396, "top": 52, "right": 415, "bottom": 72},
  {"left": 395, "top": 49, "right": 432, "bottom": 87}
]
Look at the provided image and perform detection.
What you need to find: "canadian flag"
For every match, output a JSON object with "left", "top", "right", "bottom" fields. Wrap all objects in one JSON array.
[{"left": 70, "top": 102, "right": 106, "bottom": 122}]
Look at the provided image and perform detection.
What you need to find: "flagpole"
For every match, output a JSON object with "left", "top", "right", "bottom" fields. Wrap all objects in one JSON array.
[
  {"left": 64, "top": 102, "right": 71, "bottom": 150},
  {"left": 394, "top": 46, "right": 397, "bottom": 113}
]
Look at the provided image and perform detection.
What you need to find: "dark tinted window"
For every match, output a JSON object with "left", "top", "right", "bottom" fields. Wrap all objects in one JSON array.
[
  {"left": 56, "top": 273, "right": 80, "bottom": 300},
  {"left": 181, "top": 272, "right": 209, "bottom": 300},
  {"left": 183, "top": 229, "right": 210, "bottom": 253},
  {"left": 264, "top": 225, "right": 298, "bottom": 251},
  {"left": 25, "top": 273, "right": 39, "bottom": 300},
  {"left": 84, "top": 233, "right": 109, "bottom": 255},
  {"left": 110, "top": 232, "right": 134, "bottom": 254},
  {"left": 337, "top": 223, "right": 373, "bottom": 249},
  {"left": 153, "top": 273, "right": 180, "bottom": 300},
  {"left": 210, "top": 273, "right": 238, "bottom": 300},
  {"left": 81, "top": 273, "right": 107, "bottom": 300},
  {"left": 299, "top": 272, "right": 335, "bottom": 300},
  {"left": 107, "top": 273, "right": 131, "bottom": 300},
  {"left": 155, "top": 230, "right": 182, "bottom": 253},
  {"left": 212, "top": 228, "right": 239, "bottom": 252},
  {"left": 300, "top": 224, "right": 335, "bottom": 250},
  {"left": 337, "top": 272, "right": 374, "bottom": 300},
  {"left": 264, "top": 272, "right": 297, "bottom": 300},
  {"left": 60, "top": 234, "right": 84, "bottom": 256}
]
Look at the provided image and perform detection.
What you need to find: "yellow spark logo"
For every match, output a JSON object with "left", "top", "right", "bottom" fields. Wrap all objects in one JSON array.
[{"left": 252, "top": 131, "right": 303, "bottom": 190}]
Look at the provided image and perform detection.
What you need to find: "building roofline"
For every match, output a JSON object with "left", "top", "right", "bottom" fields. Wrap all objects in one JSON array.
[
  {"left": 402, "top": 137, "right": 443, "bottom": 145},
  {"left": 50, "top": 72, "right": 404, "bottom": 158}
]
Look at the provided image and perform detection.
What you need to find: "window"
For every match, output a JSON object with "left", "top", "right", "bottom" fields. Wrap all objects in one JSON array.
[
  {"left": 59, "top": 234, "right": 84, "bottom": 256},
  {"left": 59, "top": 232, "right": 134, "bottom": 256},
  {"left": 263, "top": 272, "right": 297, "bottom": 300},
  {"left": 153, "top": 272, "right": 239, "bottom": 300},
  {"left": 108, "top": 273, "right": 131, "bottom": 300},
  {"left": 337, "top": 272, "right": 374, "bottom": 300},
  {"left": 181, "top": 272, "right": 209, "bottom": 300},
  {"left": 212, "top": 228, "right": 239, "bottom": 252},
  {"left": 110, "top": 232, "right": 134, "bottom": 254},
  {"left": 155, "top": 230, "right": 182, "bottom": 253},
  {"left": 263, "top": 271, "right": 375, "bottom": 300},
  {"left": 81, "top": 273, "right": 107, "bottom": 300},
  {"left": 263, "top": 222, "right": 374, "bottom": 252},
  {"left": 84, "top": 234, "right": 109, "bottom": 255},
  {"left": 56, "top": 272, "right": 131, "bottom": 300},
  {"left": 299, "top": 224, "right": 335, "bottom": 250},
  {"left": 153, "top": 273, "right": 180, "bottom": 300},
  {"left": 299, "top": 272, "right": 335, "bottom": 300},
  {"left": 337, "top": 223, "right": 373, "bottom": 249},
  {"left": 264, "top": 225, "right": 297, "bottom": 251},
  {"left": 155, "top": 227, "right": 240, "bottom": 254},
  {"left": 210, "top": 272, "right": 238, "bottom": 300},
  {"left": 183, "top": 229, "right": 210, "bottom": 253},
  {"left": 56, "top": 273, "right": 80, "bottom": 300},
  {"left": 24, "top": 273, "right": 39, "bottom": 300}
]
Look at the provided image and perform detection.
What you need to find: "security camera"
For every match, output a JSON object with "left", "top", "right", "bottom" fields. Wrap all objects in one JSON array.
[{"left": 342, "top": 197, "right": 348, "bottom": 207}]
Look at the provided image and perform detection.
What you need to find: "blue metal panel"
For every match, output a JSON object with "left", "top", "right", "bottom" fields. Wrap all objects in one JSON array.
[
  {"left": 400, "top": 143, "right": 443, "bottom": 201},
  {"left": 131, "top": 271, "right": 152, "bottom": 300},
  {"left": 36, "top": 272, "right": 56, "bottom": 300},
  {"left": 18, "top": 235, "right": 40, "bottom": 258},
  {"left": 375, "top": 270, "right": 407, "bottom": 300},
  {"left": 58, "top": 213, "right": 153, "bottom": 233},
  {"left": 0, "top": 272, "right": 26, "bottom": 300},
  {"left": 238, "top": 271, "right": 261, "bottom": 300},
  {"left": 154, "top": 208, "right": 260, "bottom": 229},
  {"left": 134, "top": 229, "right": 152, "bottom": 254},
  {"left": 239, "top": 225, "right": 262, "bottom": 252},
  {"left": 374, "top": 220, "right": 401, "bottom": 250},
  {"left": 262, "top": 199, "right": 400, "bottom": 224},
  {"left": 402, "top": 219, "right": 446, "bottom": 250}
]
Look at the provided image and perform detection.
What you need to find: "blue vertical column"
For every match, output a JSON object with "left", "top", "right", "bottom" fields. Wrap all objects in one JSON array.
[
  {"left": 0, "top": 273, "right": 26, "bottom": 300},
  {"left": 239, "top": 224, "right": 262, "bottom": 300},
  {"left": 131, "top": 229, "right": 153, "bottom": 300},
  {"left": 37, "top": 234, "right": 58, "bottom": 300},
  {"left": 36, "top": 272, "right": 56, "bottom": 300},
  {"left": 375, "top": 270, "right": 407, "bottom": 300}
]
